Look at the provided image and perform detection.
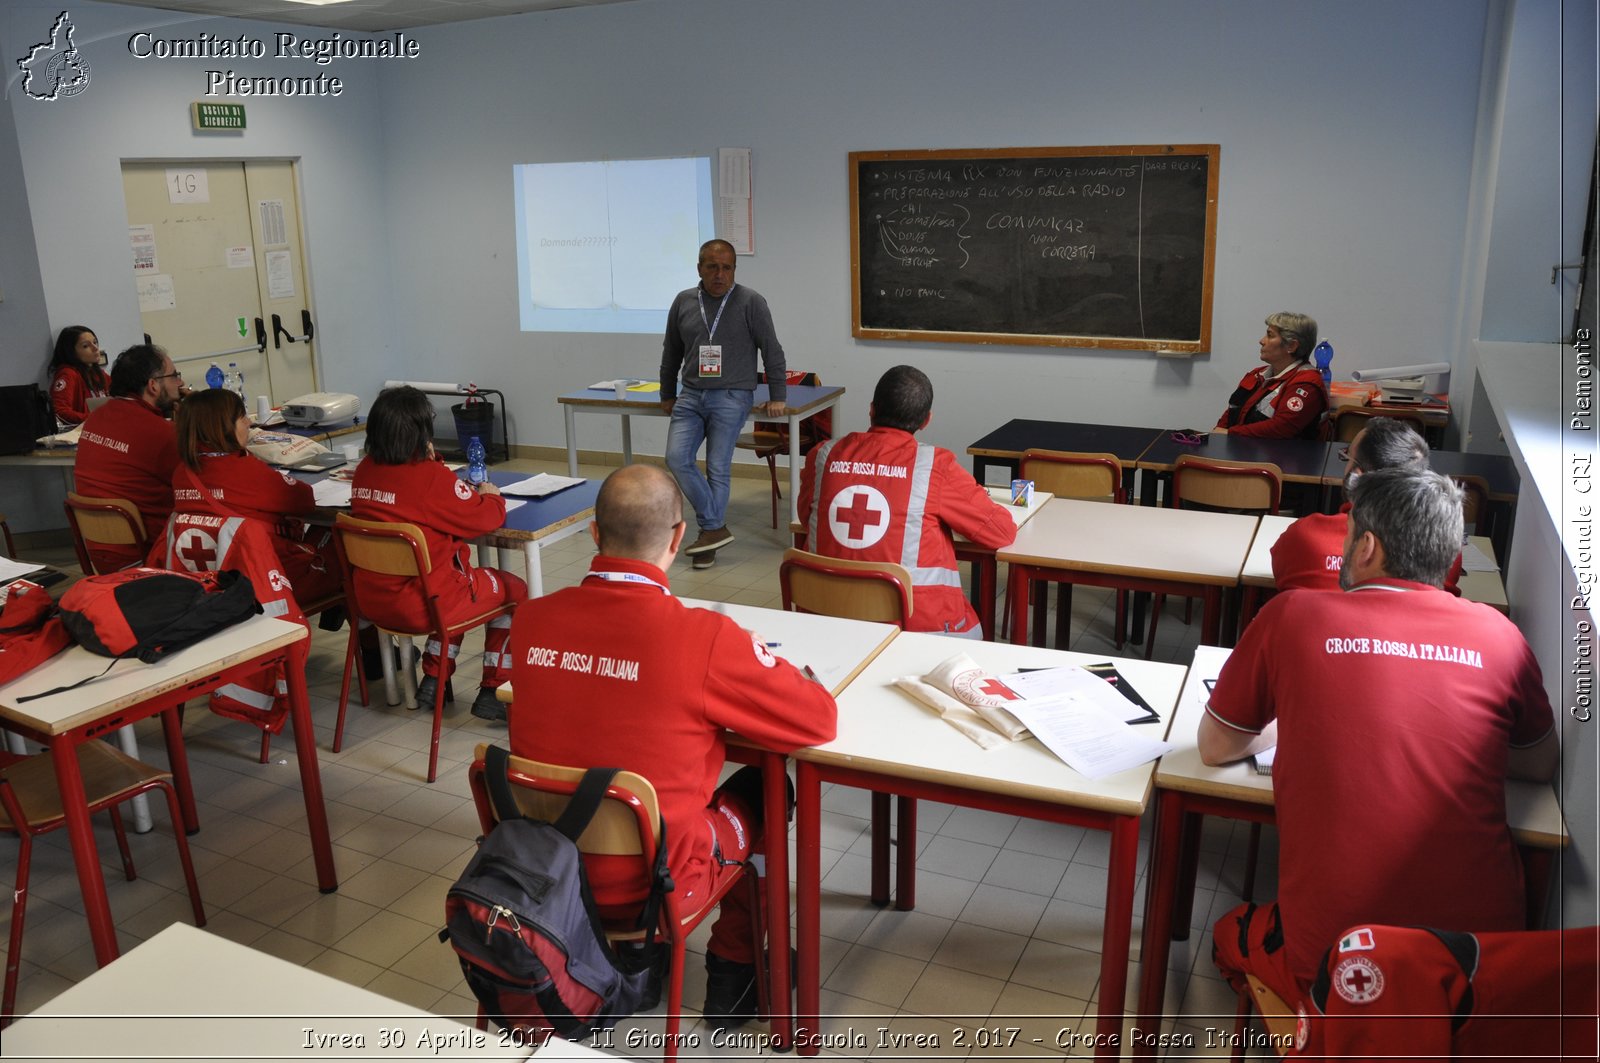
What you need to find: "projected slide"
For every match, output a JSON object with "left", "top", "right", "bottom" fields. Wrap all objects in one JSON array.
[{"left": 514, "top": 157, "right": 715, "bottom": 333}]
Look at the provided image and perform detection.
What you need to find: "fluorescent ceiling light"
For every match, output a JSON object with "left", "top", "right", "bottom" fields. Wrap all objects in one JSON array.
[{"left": 282, "top": 1, "right": 356, "bottom": 7}]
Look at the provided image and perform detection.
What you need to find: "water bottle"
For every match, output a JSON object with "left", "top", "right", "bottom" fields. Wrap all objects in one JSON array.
[
  {"left": 205, "top": 362, "right": 224, "bottom": 390},
  {"left": 466, "top": 436, "right": 488, "bottom": 485},
  {"left": 227, "top": 362, "right": 246, "bottom": 400},
  {"left": 1312, "top": 339, "right": 1335, "bottom": 386}
]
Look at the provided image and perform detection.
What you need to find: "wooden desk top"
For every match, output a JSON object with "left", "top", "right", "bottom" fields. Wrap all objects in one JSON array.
[
  {"left": 0, "top": 614, "right": 306, "bottom": 737},
  {"left": 0, "top": 923, "right": 531, "bottom": 1061},
  {"left": 678, "top": 598, "right": 899, "bottom": 697},
  {"left": 1138, "top": 432, "right": 1333, "bottom": 484},
  {"left": 1156, "top": 646, "right": 1567, "bottom": 848},
  {"left": 966, "top": 418, "right": 1166, "bottom": 466},
  {"left": 557, "top": 382, "right": 844, "bottom": 417},
  {"left": 998, "top": 497, "right": 1260, "bottom": 587},
  {"left": 798, "top": 631, "right": 1188, "bottom": 817}
]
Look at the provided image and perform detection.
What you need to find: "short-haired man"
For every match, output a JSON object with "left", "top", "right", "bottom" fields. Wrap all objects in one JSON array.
[
  {"left": 1200, "top": 467, "right": 1557, "bottom": 1009},
  {"left": 797, "top": 365, "right": 1016, "bottom": 637},
  {"left": 507, "top": 464, "right": 837, "bottom": 1028},
  {"left": 73, "top": 344, "right": 184, "bottom": 570},
  {"left": 1271, "top": 416, "right": 1461, "bottom": 593},
  {"left": 661, "top": 239, "right": 787, "bottom": 569}
]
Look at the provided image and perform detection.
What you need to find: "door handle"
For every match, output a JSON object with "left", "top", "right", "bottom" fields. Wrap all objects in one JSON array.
[
  {"left": 272, "top": 313, "right": 297, "bottom": 348},
  {"left": 301, "top": 309, "right": 314, "bottom": 343},
  {"left": 254, "top": 318, "right": 267, "bottom": 353}
]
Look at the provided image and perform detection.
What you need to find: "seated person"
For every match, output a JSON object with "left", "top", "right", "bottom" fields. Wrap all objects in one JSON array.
[
  {"left": 73, "top": 344, "right": 183, "bottom": 571},
  {"left": 796, "top": 365, "right": 1015, "bottom": 637},
  {"left": 171, "top": 388, "right": 342, "bottom": 606},
  {"left": 508, "top": 464, "right": 837, "bottom": 1029},
  {"left": 1199, "top": 466, "right": 1557, "bottom": 1010},
  {"left": 1271, "top": 416, "right": 1462, "bottom": 593},
  {"left": 47, "top": 325, "right": 110, "bottom": 430},
  {"left": 1215, "top": 312, "right": 1327, "bottom": 439},
  {"left": 350, "top": 386, "right": 523, "bottom": 721}
]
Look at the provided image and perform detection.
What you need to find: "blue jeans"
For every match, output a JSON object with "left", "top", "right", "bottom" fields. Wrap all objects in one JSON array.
[{"left": 665, "top": 385, "right": 753, "bottom": 531}]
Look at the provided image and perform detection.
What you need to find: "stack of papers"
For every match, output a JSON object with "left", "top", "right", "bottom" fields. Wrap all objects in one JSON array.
[
  {"left": 35, "top": 425, "right": 82, "bottom": 447},
  {"left": 0, "top": 557, "right": 46, "bottom": 585},
  {"left": 588, "top": 379, "right": 642, "bottom": 391},
  {"left": 1461, "top": 540, "right": 1498, "bottom": 573},
  {"left": 311, "top": 480, "right": 352, "bottom": 508},
  {"left": 499, "top": 473, "right": 585, "bottom": 499}
]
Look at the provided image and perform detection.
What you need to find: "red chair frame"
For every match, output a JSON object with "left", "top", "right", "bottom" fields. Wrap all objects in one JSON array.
[
  {"left": 1018, "top": 449, "right": 1129, "bottom": 648},
  {"left": 63, "top": 493, "right": 148, "bottom": 575}
]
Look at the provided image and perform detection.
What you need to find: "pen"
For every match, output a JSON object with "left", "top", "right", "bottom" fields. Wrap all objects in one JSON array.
[
  {"left": 802, "top": 665, "right": 820, "bottom": 683},
  {"left": 765, "top": 642, "right": 781, "bottom": 648}
]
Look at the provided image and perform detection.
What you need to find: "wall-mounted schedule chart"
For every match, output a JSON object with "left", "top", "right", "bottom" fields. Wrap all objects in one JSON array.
[{"left": 851, "top": 145, "right": 1219, "bottom": 353}]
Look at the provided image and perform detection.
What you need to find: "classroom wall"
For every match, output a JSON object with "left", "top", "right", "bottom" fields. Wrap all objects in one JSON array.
[{"left": 376, "top": 0, "right": 1492, "bottom": 463}]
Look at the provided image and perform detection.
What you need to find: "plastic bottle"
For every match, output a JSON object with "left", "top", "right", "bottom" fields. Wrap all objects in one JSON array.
[
  {"left": 1311, "top": 339, "right": 1335, "bottom": 387},
  {"left": 205, "top": 363, "right": 224, "bottom": 390},
  {"left": 227, "top": 362, "right": 246, "bottom": 401},
  {"left": 466, "top": 436, "right": 488, "bottom": 485}
]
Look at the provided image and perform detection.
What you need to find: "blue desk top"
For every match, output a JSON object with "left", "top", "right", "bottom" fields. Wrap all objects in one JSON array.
[
  {"left": 558, "top": 383, "right": 843, "bottom": 414},
  {"left": 487, "top": 472, "right": 600, "bottom": 540}
]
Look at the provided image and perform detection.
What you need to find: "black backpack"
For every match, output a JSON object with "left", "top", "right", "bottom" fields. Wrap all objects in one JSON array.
[
  {"left": 440, "top": 745, "right": 672, "bottom": 1040},
  {"left": 0, "top": 384, "right": 55, "bottom": 454}
]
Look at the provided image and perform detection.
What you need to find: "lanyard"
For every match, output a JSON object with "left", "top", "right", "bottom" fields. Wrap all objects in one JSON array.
[
  {"left": 585, "top": 570, "right": 671, "bottom": 595},
  {"left": 697, "top": 287, "right": 733, "bottom": 343}
]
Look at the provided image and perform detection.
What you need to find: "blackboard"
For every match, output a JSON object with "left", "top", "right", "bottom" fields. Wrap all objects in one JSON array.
[{"left": 851, "top": 145, "right": 1219, "bottom": 353}]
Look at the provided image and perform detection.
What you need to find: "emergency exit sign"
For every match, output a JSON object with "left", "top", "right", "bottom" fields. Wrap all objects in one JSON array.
[{"left": 191, "top": 103, "right": 246, "bottom": 131}]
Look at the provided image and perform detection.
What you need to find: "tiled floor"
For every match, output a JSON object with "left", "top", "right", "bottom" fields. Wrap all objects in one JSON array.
[{"left": 3, "top": 456, "right": 1278, "bottom": 1059}]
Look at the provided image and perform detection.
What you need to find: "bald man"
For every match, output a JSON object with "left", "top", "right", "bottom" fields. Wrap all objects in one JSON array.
[{"left": 507, "top": 464, "right": 836, "bottom": 1029}]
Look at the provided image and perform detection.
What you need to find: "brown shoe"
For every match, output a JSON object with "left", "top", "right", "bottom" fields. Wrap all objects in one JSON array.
[
  {"left": 684, "top": 527, "right": 734, "bottom": 555},
  {"left": 692, "top": 550, "right": 716, "bottom": 570}
]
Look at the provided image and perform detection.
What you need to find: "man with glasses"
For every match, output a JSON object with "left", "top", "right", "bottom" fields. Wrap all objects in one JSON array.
[
  {"left": 506, "top": 463, "right": 837, "bottom": 1029},
  {"left": 1270, "top": 416, "right": 1461, "bottom": 594},
  {"left": 73, "top": 344, "right": 184, "bottom": 570}
]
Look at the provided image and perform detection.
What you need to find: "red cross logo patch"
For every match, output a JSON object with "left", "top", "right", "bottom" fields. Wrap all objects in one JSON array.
[
  {"left": 454, "top": 478, "right": 474, "bottom": 501},
  {"left": 175, "top": 528, "right": 219, "bottom": 572},
  {"left": 749, "top": 632, "right": 777, "bottom": 668},
  {"left": 267, "top": 568, "right": 291, "bottom": 593},
  {"left": 827, "top": 485, "right": 890, "bottom": 549},
  {"left": 950, "top": 667, "right": 1018, "bottom": 705},
  {"left": 53, "top": 377, "right": 66, "bottom": 391},
  {"left": 1332, "top": 956, "right": 1385, "bottom": 1005},
  {"left": 1285, "top": 394, "right": 1305, "bottom": 413}
]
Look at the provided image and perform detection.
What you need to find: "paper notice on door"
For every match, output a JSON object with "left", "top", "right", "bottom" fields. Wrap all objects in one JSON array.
[
  {"left": 226, "top": 245, "right": 253, "bottom": 269},
  {"left": 136, "top": 273, "right": 176, "bottom": 312},
  {"left": 258, "top": 198, "right": 287, "bottom": 246},
  {"left": 718, "top": 148, "right": 753, "bottom": 254},
  {"left": 128, "top": 225, "right": 157, "bottom": 273},
  {"left": 265, "top": 250, "right": 295, "bottom": 299}
]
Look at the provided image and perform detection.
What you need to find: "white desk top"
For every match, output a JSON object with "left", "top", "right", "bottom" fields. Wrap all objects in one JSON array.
[
  {"left": 1156, "top": 646, "right": 1567, "bottom": 847},
  {"left": 679, "top": 598, "right": 898, "bottom": 697},
  {"left": 0, "top": 614, "right": 306, "bottom": 737},
  {"left": 0, "top": 923, "right": 533, "bottom": 1061},
  {"left": 798, "top": 632, "right": 1188, "bottom": 816},
  {"left": 998, "top": 497, "right": 1259, "bottom": 586}
]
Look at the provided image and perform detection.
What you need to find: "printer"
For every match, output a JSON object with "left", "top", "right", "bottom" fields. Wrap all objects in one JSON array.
[{"left": 280, "top": 392, "right": 361, "bottom": 427}]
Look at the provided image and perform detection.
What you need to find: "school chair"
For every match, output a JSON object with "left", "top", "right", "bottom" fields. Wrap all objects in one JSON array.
[
  {"left": 63, "top": 493, "right": 147, "bottom": 575},
  {"left": 0, "top": 742, "right": 205, "bottom": 1027},
  {"left": 1228, "top": 974, "right": 1296, "bottom": 1061},
  {"left": 1330, "top": 405, "right": 1427, "bottom": 444},
  {"left": 1017, "top": 449, "right": 1128, "bottom": 648},
  {"left": 332, "top": 514, "right": 517, "bottom": 783},
  {"left": 1145, "top": 456, "right": 1283, "bottom": 659},
  {"left": 778, "top": 547, "right": 917, "bottom": 909},
  {"left": 466, "top": 744, "right": 768, "bottom": 1062},
  {"left": 1449, "top": 474, "right": 1491, "bottom": 536},
  {"left": 735, "top": 371, "right": 832, "bottom": 528}
]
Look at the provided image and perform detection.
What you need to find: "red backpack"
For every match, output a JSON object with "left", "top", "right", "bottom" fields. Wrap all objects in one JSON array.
[
  {"left": 57, "top": 568, "right": 259, "bottom": 661},
  {"left": 0, "top": 579, "right": 72, "bottom": 685}
]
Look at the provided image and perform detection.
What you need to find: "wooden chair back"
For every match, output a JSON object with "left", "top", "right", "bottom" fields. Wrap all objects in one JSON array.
[
  {"left": 1244, "top": 974, "right": 1297, "bottom": 1056},
  {"left": 779, "top": 548, "right": 912, "bottom": 627},
  {"left": 1173, "top": 455, "right": 1283, "bottom": 514},
  {"left": 1450, "top": 474, "right": 1490, "bottom": 535},
  {"left": 333, "top": 513, "right": 432, "bottom": 578},
  {"left": 468, "top": 745, "right": 660, "bottom": 860},
  {"left": 1019, "top": 450, "right": 1124, "bottom": 502},
  {"left": 1332, "top": 406, "right": 1426, "bottom": 443},
  {"left": 63, "top": 494, "right": 147, "bottom": 575}
]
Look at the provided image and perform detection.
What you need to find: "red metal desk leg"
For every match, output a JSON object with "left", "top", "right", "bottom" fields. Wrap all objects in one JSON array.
[
  {"left": 284, "top": 655, "right": 338, "bottom": 892},
  {"left": 1135, "top": 789, "right": 1186, "bottom": 1056},
  {"left": 894, "top": 795, "right": 916, "bottom": 911},
  {"left": 761, "top": 751, "right": 793, "bottom": 1049},
  {"left": 53, "top": 738, "right": 119, "bottom": 966},
  {"left": 1007, "top": 565, "right": 1033, "bottom": 646},
  {"left": 160, "top": 706, "right": 198, "bottom": 833},
  {"left": 1095, "top": 813, "right": 1141, "bottom": 1057},
  {"left": 1200, "top": 587, "right": 1223, "bottom": 646},
  {"left": 976, "top": 555, "right": 997, "bottom": 639},
  {"left": 1171, "top": 811, "right": 1204, "bottom": 939},
  {"left": 794, "top": 761, "right": 822, "bottom": 1057}
]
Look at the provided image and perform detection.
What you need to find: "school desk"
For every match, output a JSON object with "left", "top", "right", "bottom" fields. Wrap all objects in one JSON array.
[
  {"left": 966, "top": 418, "right": 1166, "bottom": 485},
  {"left": 0, "top": 923, "right": 529, "bottom": 1060},
  {"left": 792, "top": 631, "right": 1187, "bottom": 1058},
  {"left": 1133, "top": 645, "right": 1569, "bottom": 1053},
  {"left": 556, "top": 383, "right": 845, "bottom": 523},
  {"left": 480, "top": 473, "right": 601, "bottom": 598},
  {"left": 0, "top": 614, "right": 338, "bottom": 969}
]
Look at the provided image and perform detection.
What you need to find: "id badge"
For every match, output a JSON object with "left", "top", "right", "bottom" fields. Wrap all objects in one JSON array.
[{"left": 698, "top": 345, "right": 723, "bottom": 378}]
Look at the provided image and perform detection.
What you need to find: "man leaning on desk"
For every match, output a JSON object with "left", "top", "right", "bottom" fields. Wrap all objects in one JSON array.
[{"left": 1197, "top": 465, "right": 1557, "bottom": 1011}]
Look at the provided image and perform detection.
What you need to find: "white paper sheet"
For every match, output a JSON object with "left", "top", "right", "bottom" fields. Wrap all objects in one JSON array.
[
  {"left": 499, "top": 473, "right": 585, "bottom": 498},
  {"left": 0, "top": 557, "right": 46, "bottom": 583},
  {"left": 1003, "top": 666, "right": 1150, "bottom": 724},
  {"left": 1461, "top": 540, "right": 1498, "bottom": 572},
  {"left": 312, "top": 480, "right": 352, "bottom": 508},
  {"left": 503, "top": 499, "right": 527, "bottom": 514},
  {"left": 1002, "top": 694, "right": 1172, "bottom": 780}
]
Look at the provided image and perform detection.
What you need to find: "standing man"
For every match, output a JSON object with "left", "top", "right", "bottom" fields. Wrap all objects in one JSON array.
[
  {"left": 73, "top": 343, "right": 184, "bottom": 571},
  {"left": 797, "top": 365, "right": 1016, "bottom": 637},
  {"left": 507, "top": 464, "right": 837, "bottom": 1028},
  {"left": 661, "top": 239, "right": 787, "bottom": 570},
  {"left": 1199, "top": 466, "right": 1557, "bottom": 1010}
]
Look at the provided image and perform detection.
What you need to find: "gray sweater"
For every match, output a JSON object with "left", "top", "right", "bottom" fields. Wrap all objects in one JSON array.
[{"left": 660, "top": 283, "right": 787, "bottom": 402}]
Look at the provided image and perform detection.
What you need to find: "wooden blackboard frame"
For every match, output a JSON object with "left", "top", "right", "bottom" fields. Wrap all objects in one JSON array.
[{"left": 850, "top": 144, "right": 1220, "bottom": 354}]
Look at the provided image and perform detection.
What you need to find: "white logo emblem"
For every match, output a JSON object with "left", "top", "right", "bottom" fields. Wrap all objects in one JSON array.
[
  {"left": 750, "top": 632, "right": 777, "bottom": 668},
  {"left": 1285, "top": 394, "right": 1305, "bottom": 413},
  {"left": 18, "top": 12, "right": 92, "bottom": 101},
  {"left": 827, "top": 484, "right": 890, "bottom": 549},
  {"left": 267, "top": 569, "right": 291, "bottom": 592},
  {"left": 453, "top": 478, "right": 474, "bottom": 501},
  {"left": 1332, "top": 956, "right": 1385, "bottom": 1005},
  {"left": 173, "top": 528, "right": 220, "bottom": 572},
  {"left": 53, "top": 377, "right": 67, "bottom": 391}
]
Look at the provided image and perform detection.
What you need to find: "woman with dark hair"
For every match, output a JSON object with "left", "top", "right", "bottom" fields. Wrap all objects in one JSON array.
[
  {"left": 47, "top": 325, "right": 110, "bottom": 429},
  {"left": 350, "top": 386, "right": 523, "bottom": 722},
  {"left": 172, "top": 388, "right": 342, "bottom": 605}
]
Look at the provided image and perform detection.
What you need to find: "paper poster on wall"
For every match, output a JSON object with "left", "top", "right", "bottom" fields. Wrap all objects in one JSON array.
[
  {"left": 717, "top": 148, "right": 753, "bottom": 254},
  {"left": 265, "top": 250, "right": 295, "bottom": 299},
  {"left": 258, "top": 199, "right": 287, "bottom": 246},
  {"left": 226, "top": 245, "right": 254, "bottom": 269},
  {"left": 128, "top": 225, "right": 157, "bottom": 273},
  {"left": 136, "top": 273, "right": 176, "bottom": 312},
  {"left": 166, "top": 168, "right": 209, "bottom": 204}
]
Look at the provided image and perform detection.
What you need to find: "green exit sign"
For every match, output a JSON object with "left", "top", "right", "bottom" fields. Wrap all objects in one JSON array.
[{"left": 191, "top": 103, "right": 246, "bottom": 131}]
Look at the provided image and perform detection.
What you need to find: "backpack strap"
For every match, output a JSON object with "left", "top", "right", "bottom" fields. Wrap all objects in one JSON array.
[{"left": 484, "top": 743, "right": 620, "bottom": 842}]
